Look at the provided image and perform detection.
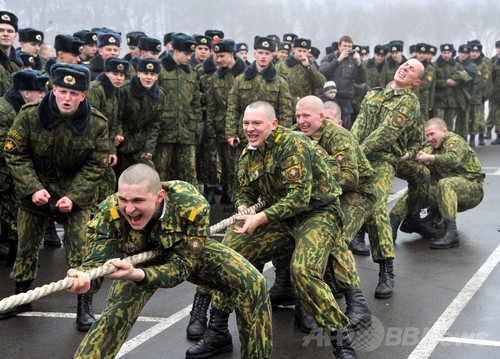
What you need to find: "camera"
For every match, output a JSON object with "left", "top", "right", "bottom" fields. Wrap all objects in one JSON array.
[{"left": 348, "top": 50, "right": 355, "bottom": 56}]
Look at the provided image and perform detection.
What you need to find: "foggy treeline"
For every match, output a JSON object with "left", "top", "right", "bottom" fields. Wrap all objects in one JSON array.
[{"left": 2, "top": 0, "right": 500, "bottom": 58}]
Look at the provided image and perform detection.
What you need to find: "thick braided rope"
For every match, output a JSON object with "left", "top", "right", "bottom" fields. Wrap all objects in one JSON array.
[{"left": 0, "top": 201, "right": 265, "bottom": 312}]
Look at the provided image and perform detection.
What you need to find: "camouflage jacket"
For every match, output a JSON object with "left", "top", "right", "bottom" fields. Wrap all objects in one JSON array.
[
  {"left": 4, "top": 97, "right": 109, "bottom": 213},
  {"left": 116, "top": 78, "right": 164, "bottom": 155},
  {"left": 433, "top": 56, "right": 469, "bottom": 108},
  {"left": 225, "top": 61, "right": 293, "bottom": 141},
  {"left": 82, "top": 180, "right": 211, "bottom": 292},
  {"left": 158, "top": 54, "right": 203, "bottom": 145},
  {"left": 470, "top": 56, "right": 491, "bottom": 104},
  {"left": 0, "top": 94, "right": 18, "bottom": 190},
  {"left": 276, "top": 55, "right": 326, "bottom": 109},
  {"left": 423, "top": 132, "right": 485, "bottom": 183},
  {"left": 351, "top": 86, "right": 422, "bottom": 166},
  {"left": 206, "top": 57, "right": 246, "bottom": 143},
  {"left": 489, "top": 55, "right": 500, "bottom": 102},
  {"left": 381, "top": 56, "right": 406, "bottom": 87},
  {"left": 365, "top": 58, "right": 386, "bottom": 89},
  {"left": 413, "top": 60, "right": 436, "bottom": 112},
  {"left": 0, "top": 48, "right": 22, "bottom": 97},
  {"left": 236, "top": 125, "right": 342, "bottom": 223}
]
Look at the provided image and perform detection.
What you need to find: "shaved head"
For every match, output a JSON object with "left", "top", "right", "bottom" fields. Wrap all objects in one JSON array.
[
  {"left": 296, "top": 95, "right": 324, "bottom": 112},
  {"left": 118, "top": 164, "right": 162, "bottom": 195}
]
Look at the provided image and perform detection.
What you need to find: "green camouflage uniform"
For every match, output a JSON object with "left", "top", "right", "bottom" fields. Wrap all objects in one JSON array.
[
  {"left": 381, "top": 56, "right": 406, "bottom": 87},
  {"left": 74, "top": 181, "right": 271, "bottom": 359},
  {"left": 365, "top": 58, "right": 386, "bottom": 88},
  {"left": 4, "top": 95, "right": 109, "bottom": 282},
  {"left": 414, "top": 60, "right": 436, "bottom": 123},
  {"left": 469, "top": 56, "right": 491, "bottom": 136},
  {"left": 115, "top": 77, "right": 164, "bottom": 177},
  {"left": 155, "top": 54, "right": 203, "bottom": 186},
  {"left": 275, "top": 55, "right": 326, "bottom": 110},
  {"left": 454, "top": 57, "right": 475, "bottom": 139},
  {"left": 487, "top": 55, "right": 500, "bottom": 135},
  {"left": 212, "top": 125, "right": 350, "bottom": 332},
  {"left": 0, "top": 49, "right": 21, "bottom": 96},
  {"left": 351, "top": 86, "right": 421, "bottom": 262}
]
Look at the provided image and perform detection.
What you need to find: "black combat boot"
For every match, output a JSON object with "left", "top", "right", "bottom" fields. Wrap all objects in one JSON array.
[
  {"left": 492, "top": 135, "right": 500, "bottom": 145},
  {"left": 7, "top": 240, "right": 17, "bottom": 267},
  {"left": 76, "top": 294, "right": 95, "bottom": 331},
  {"left": 294, "top": 301, "right": 319, "bottom": 334},
  {"left": 185, "top": 309, "right": 233, "bottom": 359},
  {"left": 390, "top": 215, "right": 402, "bottom": 243},
  {"left": 430, "top": 220, "right": 459, "bottom": 249},
  {"left": 219, "top": 183, "right": 232, "bottom": 204},
  {"left": 269, "top": 268, "right": 297, "bottom": 306},
  {"left": 329, "top": 329, "right": 358, "bottom": 359},
  {"left": 484, "top": 127, "right": 492, "bottom": 139},
  {"left": 323, "top": 263, "right": 343, "bottom": 299},
  {"left": 204, "top": 187, "right": 216, "bottom": 205},
  {"left": 43, "top": 220, "right": 61, "bottom": 247},
  {"left": 0, "top": 280, "right": 33, "bottom": 319},
  {"left": 469, "top": 135, "right": 476, "bottom": 147},
  {"left": 344, "top": 288, "right": 372, "bottom": 330},
  {"left": 186, "top": 292, "right": 211, "bottom": 340},
  {"left": 374, "top": 259, "right": 394, "bottom": 299},
  {"left": 348, "top": 229, "right": 370, "bottom": 256},
  {"left": 479, "top": 133, "right": 485, "bottom": 146},
  {"left": 400, "top": 214, "right": 437, "bottom": 238}
]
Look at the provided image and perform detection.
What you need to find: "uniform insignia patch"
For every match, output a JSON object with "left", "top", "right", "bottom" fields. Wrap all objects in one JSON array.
[
  {"left": 335, "top": 151, "right": 346, "bottom": 164},
  {"left": 188, "top": 210, "right": 197, "bottom": 222},
  {"left": 188, "top": 236, "right": 204, "bottom": 254},
  {"left": 286, "top": 165, "right": 301, "bottom": 181},
  {"left": 4, "top": 139, "right": 17, "bottom": 152},
  {"left": 426, "top": 74, "right": 433, "bottom": 82},
  {"left": 393, "top": 113, "right": 407, "bottom": 127},
  {"left": 447, "top": 143, "right": 455, "bottom": 149},
  {"left": 315, "top": 146, "right": 328, "bottom": 157}
]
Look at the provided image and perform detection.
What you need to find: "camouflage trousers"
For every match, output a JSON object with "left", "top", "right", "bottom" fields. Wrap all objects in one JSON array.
[
  {"left": 196, "top": 137, "right": 218, "bottom": 188},
  {"left": 10, "top": 208, "right": 90, "bottom": 282},
  {"left": 154, "top": 143, "right": 197, "bottom": 186},
  {"left": 217, "top": 141, "right": 235, "bottom": 192},
  {"left": 455, "top": 104, "right": 471, "bottom": 139},
  {"left": 96, "top": 167, "right": 117, "bottom": 205},
  {"left": 213, "top": 208, "right": 350, "bottom": 332},
  {"left": 433, "top": 107, "right": 457, "bottom": 132},
  {"left": 487, "top": 99, "right": 500, "bottom": 131},
  {"left": 469, "top": 103, "right": 486, "bottom": 135},
  {"left": 75, "top": 239, "right": 271, "bottom": 359},
  {"left": 0, "top": 186, "right": 18, "bottom": 242},
  {"left": 365, "top": 160, "right": 395, "bottom": 262},
  {"left": 115, "top": 153, "right": 154, "bottom": 179},
  {"left": 396, "top": 160, "right": 430, "bottom": 216}
]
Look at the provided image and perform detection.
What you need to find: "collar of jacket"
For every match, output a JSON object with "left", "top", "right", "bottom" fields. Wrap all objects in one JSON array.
[
  {"left": 96, "top": 72, "right": 119, "bottom": 98},
  {"left": 4, "top": 87, "right": 25, "bottom": 114},
  {"left": 161, "top": 53, "right": 191, "bottom": 74},
  {"left": 89, "top": 54, "right": 104, "bottom": 72},
  {"left": 217, "top": 56, "right": 246, "bottom": 78},
  {"left": 285, "top": 54, "right": 301, "bottom": 67},
  {"left": 471, "top": 57, "right": 483, "bottom": 66},
  {"left": 244, "top": 61, "right": 277, "bottom": 82},
  {"left": 131, "top": 75, "right": 160, "bottom": 99},
  {"left": 387, "top": 55, "right": 406, "bottom": 69},
  {"left": 436, "top": 56, "right": 456, "bottom": 66},
  {"left": 202, "top": 55, "right": 217, "bottom": 73},
  {"left": 0, "top": 46, "right": 22, "bottom": 67}
]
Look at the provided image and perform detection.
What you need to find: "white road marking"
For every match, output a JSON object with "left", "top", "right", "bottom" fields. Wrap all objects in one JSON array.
[
  {"left": 440, "top": 337, "right": 500, "bottom": 347},
  {"left": 407, "top": 244, "right": 500, "bottom": 359}
]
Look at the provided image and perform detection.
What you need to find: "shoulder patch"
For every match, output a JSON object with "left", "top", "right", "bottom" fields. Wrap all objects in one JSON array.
[
  {"left": 447, "top": 143, "right": 455, "bottom": 150},
  {"left": 187, "top": 236, "right": 205, "bottom": 254},
  {"left": 393, "top": 113, "right": 407, "bottom": 127},
  {"left": 335, "top": 151, "right": 347, "bottom": 164},
  {"left": 4, "top": 138, "right": 17, "bottom": 152},
  {"left": 109, "top": 206, "right": 121, "bottom": 219},
  {"left": 286, "top": 164, "right": 301, "bottom": 181},
  {"left": 426, "top": 74, "right": 433, "bottom": 82},
  {"left": 315, "top": 146, "right": 329, "bottom": 157},
  {"left": 188, "top": 209, "right": 197, "bottom": 222}
]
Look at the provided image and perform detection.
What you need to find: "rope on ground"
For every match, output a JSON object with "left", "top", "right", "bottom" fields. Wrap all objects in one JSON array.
[{"left": 0, "top": 201, "right": 266, "bottom": 312}]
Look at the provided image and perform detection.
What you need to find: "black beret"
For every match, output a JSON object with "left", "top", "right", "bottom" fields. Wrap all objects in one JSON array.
[
  {"left": 163, "top": 32, "right": 174, "bottom": 45},
  {"left": 136, "top": 57, "right": 161, "bottom": 73},
  {"left": 51, "top": 63, "right": 91, "bottom": 91},
  {"left": 126, "top": 31, "right": 146, "bottom": 47},
  {"left": 309, "top": 47, "right": 321, "bottom": 59},
  {"left": 236, "top": 43, "right": 248, "bottom": 52},
  {"left": 458, "top": 44, "right": 470, "bottom": 54},
  {"left": 278, "top": 42, "right": 291, "bottom": 52},
  {"left": 54, "top": 35, "right": 84, "bottom": 56},
  {"left": 415, "top": 43, "right": 429, "bottom": 54},
  {"left": 97, "top": 32, "right": 121, "bottom": 48},
  {"left": 19, "top": 52, "right": 36, "bottom": 67},
  {"left": 212, "top": 39, "right": 236, "bottom": 53},
  {"left": 171, "top": 33, "right": 197, "bottom": 53},
  {"left": 293, "top": 38, "right": 311, "bottom": 49},
  {"left": 73, "top": 30, "right": 98, "bottom": 45},
  {"left": 104, "top": 57, "right": 130, "bottom": 73},
  {"left": 374, "top": 45, "right": 389, "bottom": 56},
  {"left": 19, "top": 28, "right": 44, "bottom": 43},
  {"left": 12, "top": 69, "right": 48, "bottom": 91},
  {"left": 194, "top": 35, "right": 211, "bottom": 47},
  {"left": 440, "top": 43, "right": 455, "bottom": 52},
  {"left": 0, "top": 11, "right": 18, "bottom": 32},
  {"left": 283, "top": 33, "right": 298, "bottom": 43},
  {"left": 254, "top": 36, "right": 276, "bottom": 51},
  {"left": 204, "top": 30, "right": 224, "bottom": 40},
  {"left": 389, "top": 40, "right": 404, "bottom": 52},
  {"left": 138, "top": 37, "right": 162, "bottom": 53}
]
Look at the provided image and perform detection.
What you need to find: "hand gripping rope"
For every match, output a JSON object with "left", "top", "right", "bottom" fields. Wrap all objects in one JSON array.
[{"left": 0, "top": 201, "right": 265, "bottom": 312}]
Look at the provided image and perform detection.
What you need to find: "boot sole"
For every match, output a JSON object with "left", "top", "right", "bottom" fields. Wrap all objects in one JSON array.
[
  {"left": 374, "top": 292, "right": 393, "bottom": 299},
  {"left": 347, "top": 315, "right": 373, "bottom": 330},
  {"left": 349, "top": 249, "right": 370, "bottom": 256},
  {"left": 185, "top": 344, "right": 233, "bottom": 359},
  {"left": 430, "top": 242, "right": 459, "bottom": 249}
]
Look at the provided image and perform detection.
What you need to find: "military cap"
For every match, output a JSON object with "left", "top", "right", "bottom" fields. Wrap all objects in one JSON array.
[
  {"left": 236, "top": 43, "right": 248, "bottom": 53},
  {"left": 293, "top": 38, "right": 311, "bottom": 49},
  {"left": 325, "top": 46, "right": 333, "bottom": 55},
  {"left": 163, "top": 32, "right": 174, "bottom": 45},
  {"left": 415, "top": 43, "right": 429, "bottom": 54},
  {"left": 496, "top": 40, "right": 500, "bottom": 49},
  {"left": 278, "top": 42, "right": 291, "bottom": 53},
  {"left": 51, "top": 63, "right": 91, "bottom": 91},
  {"left": 361, "top": 46, "right": 369, "bottom": 55},
  {"left": 283, "top": 33, "right": 298, "bottom": 43},
  {"left": 19, "top": 28, "right": 44, "bottom": 44},
  {"left": 12, "top": 69, "right": 48, "bottom": 91},
  {"left": 136, "top": 57, "right": 161, "bottom": 74},
  {"left": 205, "top": 30, "right": 224, "bottom": 40},
  {"left": 254, "top": 36, "right": 275, "bottom": 51},
  {"left": 97, "top": 32, "right": 121, "bottom": 48},
  {"left": 409, "top": 44, "right": 416, "bottom": 53},
  {"left": 310, "top": 46, "right": 321, "bottom": 59},
  {"left": 331, "top": 41, "right": 338, "bottom": 51},
  {"left": 458, "top": 44, "right": 470, "bottom": 54},
  {"left": 92, "top": 27, "right": 119, "bottom": 35},
  {"left": 54, "top": 35, "right": 84, "bottom": 55},
  {"left": 194, "top": 35, "right": 211, "bottom": 47},
  {"left": 323, "top": 81, "right": 337, "bottom": 94},
  {"left": 212, "top": 39, "right": 236, "bottom": 53},
  {"left": 19, "top": 52, "right": 36, "bottom": 67},
  {"left": 171, "top": 33, "right": 197, "bottom": 53},
  {"left": 470, "top": 43, "right": 482, "bottom": 52},
  {"left": 127, "top": 31, "right": 147, "bottom": 47},
  {"left": 353, "top": 44, "right": 361, "bottom": 53},
  {"left": 374, "top": 44, "right": 388, "bottom": 56},
  {"left": 440, "top": 43, "right": 455, "bottom": 52},
  {"left": 389, "top": 40, "right": 404, "bottom": 52},
  {"left": 0, "top": 11, "right": 18, "bottom": 32},
  {"left": 104, "top": 57, "right": 130, "bottom": 73},
  {"left": 429, "top": 45, "right": 437, "bottom": 55},
  {"left": 268, "top": 34, "right": 280, "bottom": 45},
  {"left": 138, "top": 37, "right": 162, "bottom": 53},
  {"left": 73, "top": 30, "right": 98, "bottom": 45}
]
